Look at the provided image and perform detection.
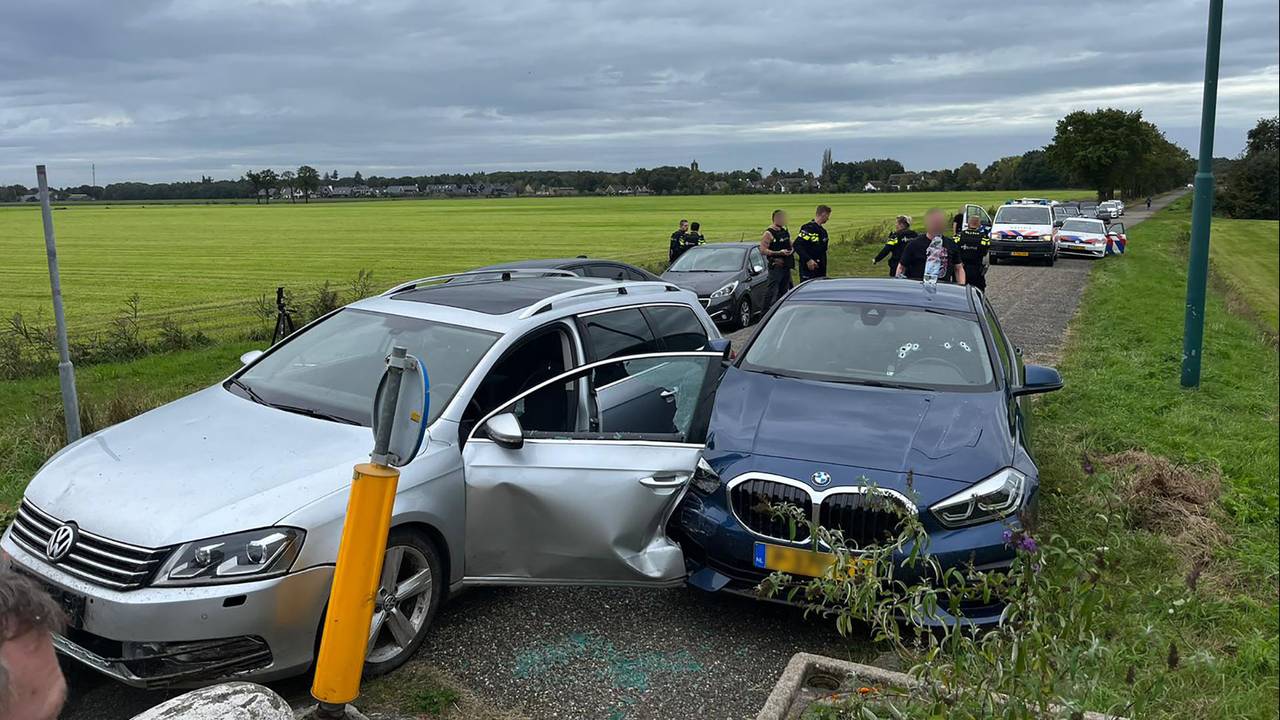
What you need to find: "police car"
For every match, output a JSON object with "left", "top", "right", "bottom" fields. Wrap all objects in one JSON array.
[{"left": 988, "top": 200, "right": 1058, "bottom": 266}]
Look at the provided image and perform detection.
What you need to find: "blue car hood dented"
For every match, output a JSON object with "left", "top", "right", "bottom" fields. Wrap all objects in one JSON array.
[{"left": 708, "top": 366, "right": 1012, "bottom": 485}]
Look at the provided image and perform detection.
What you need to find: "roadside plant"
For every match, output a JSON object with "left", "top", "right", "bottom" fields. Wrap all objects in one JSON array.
[{"left": 758, "top": 483, "right": 1154, "bottom": 719}]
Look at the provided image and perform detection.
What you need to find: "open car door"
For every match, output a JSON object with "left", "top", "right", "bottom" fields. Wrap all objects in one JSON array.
[
  {"left": 461, "top": 351, "right": 725, "bottom": 586},
  {"left": 1106, "top": 222, "right": 1127, "bottom": 255},
  {"left": 963, "top": 203, "right": 992, "bottom": 231}
]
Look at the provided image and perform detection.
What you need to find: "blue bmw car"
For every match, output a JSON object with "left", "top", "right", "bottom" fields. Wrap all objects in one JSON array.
[{"left": 674, "top": 278, "right": 1063, "bottom": 624}]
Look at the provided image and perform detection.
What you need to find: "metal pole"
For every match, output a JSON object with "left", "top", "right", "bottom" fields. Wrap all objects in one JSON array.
[
  {"left": 1180, "top": 0, "right": 1223, "bottom": 388},
  {"left": 37, "top": 165, "right": 82, "bottom": 441}
]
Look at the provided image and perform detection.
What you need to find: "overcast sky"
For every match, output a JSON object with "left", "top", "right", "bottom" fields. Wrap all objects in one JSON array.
[{"left": 2, "top": 0, "right": 1277, "bottom": 186}]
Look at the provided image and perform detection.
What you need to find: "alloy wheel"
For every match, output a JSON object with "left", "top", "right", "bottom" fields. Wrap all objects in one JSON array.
[
  {"left": 366, "top": 544, "right": 434, "bottom": 664},
  {"left": 738, "top": 299, "right": 752, "bottom": 328}
]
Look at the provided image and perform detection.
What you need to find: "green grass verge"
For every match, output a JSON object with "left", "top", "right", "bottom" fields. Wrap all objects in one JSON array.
[
  {"left": 0, "top": 190, "right": 1080, "bottom": 338},
  {"left": 1207, "top": 217, "right": 1279, "bottom": 333},
  {"left": 1032, "top": 197, "right": 1279, "bottom": 718}
]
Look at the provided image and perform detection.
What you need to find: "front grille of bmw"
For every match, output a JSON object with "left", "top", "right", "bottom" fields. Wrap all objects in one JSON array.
[
  {"left": 728, "top": 477, "right": 910, "bottom": 548},
  {"left": 9, "top": 500, "right": 168, "bottom": 590}
]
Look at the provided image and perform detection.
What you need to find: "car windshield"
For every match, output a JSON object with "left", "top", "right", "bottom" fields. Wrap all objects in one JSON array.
[
  {"left": 994, "top": 206, "right": 1052, "bottom": 225},
  {"left": 1061, "top": 219, "right": 1105, "bottom": 233},
  {"left": 741, "top": 301, "right": 994, "bottom": 389},
  {"left": 231, "top": 309, "right": 499, "bottom": 426},
  {"left": 668, "top": 246, "right": 744, "bottom": 272}
]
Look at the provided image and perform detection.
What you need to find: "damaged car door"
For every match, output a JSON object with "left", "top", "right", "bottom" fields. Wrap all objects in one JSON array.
[{"left": 460, "top": 351, "right": 724, "bottom": 585}]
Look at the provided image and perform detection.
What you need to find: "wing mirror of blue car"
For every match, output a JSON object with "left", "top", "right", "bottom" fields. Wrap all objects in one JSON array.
[
  {"left": 1014, "top": 364, "right": 1063, "bottom": 396},
  {"left": 483, "top": 412, "right": 524, "bottom": 449},
  {"left": 239, "top": 349, "right": 264, "bottom": 366},
  {"left": 706, "top": 337, "right": 733, "bottom": 362}
]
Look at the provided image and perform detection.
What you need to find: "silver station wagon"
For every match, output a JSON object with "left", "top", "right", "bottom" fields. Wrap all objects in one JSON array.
[{"left": 3, "top": 270, "right": 727, "bottom": 687}]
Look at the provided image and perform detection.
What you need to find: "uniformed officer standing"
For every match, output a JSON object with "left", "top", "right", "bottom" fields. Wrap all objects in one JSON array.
[
  {"left": 669, "top": 219, "right": 690, "bottom": 264},
  {"left": 681, "top": 221, "right": 706, "bottom": 255},
  {"left": 760, "top": 209, "right": 793, "bottom": 309},
  {"left": 794, "top": 205, "right": 831, "bottom": 281},
  {"left": 956, "top": 214, "right": 990, "bottom": 291},
  {"left": 874, "top": 215, "right": 916, "bottom": 277}
]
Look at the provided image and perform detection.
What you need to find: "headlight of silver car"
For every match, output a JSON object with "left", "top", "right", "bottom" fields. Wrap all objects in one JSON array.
[
  {"left": 710, "top": 281, "right": 738, "bottom": 299},
  {"left": 154, "top": 527, "right": 305, "bottom": 586},
  {"left": 930, "top": 468, "right": 1026, "bottom": 529}
]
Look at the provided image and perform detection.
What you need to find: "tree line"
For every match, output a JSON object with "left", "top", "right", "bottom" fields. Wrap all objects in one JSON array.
[
  {"left": 0, "top": 109, "right": 1204, "bottom": 203},
  {"left": 1215, "top": 116, "right": 1278, "bottom": 220}
]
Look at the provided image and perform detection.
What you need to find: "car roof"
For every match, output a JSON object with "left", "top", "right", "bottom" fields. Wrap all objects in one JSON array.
[
  {"left": 345, "top": 273, "right": 694, "bottom": 333},
  {"left": 478, "top": 257, "right": 624, "bottom": 270},
  {"left": 687, "top": 242, "right": 757, "bottom": 250},
  {"left": 788, "top": 278, "right": 977, "bottom": 314}
]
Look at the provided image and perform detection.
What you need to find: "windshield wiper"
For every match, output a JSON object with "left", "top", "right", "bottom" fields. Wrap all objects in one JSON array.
[
  {"left": 227, "top": 377, "right": 269, "bottom": 406},
  {"left": 270, "top": 404, "right": 362, "bottom": 426},
  {"left": 835, "top": 378, "right": 933, "bottom": 391}
]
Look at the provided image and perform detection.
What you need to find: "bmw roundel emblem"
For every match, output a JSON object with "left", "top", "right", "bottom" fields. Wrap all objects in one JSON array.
[
  {"left": 811, "top": 471, "right": 832, "bottom": 486},
  {"left": 46, "top": 523, "right": 78, "bottom": 563}
]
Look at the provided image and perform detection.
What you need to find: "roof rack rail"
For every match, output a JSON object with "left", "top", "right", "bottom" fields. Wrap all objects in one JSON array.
[
  {"left": 517, "top": 281, "right": 682, "bottom": 319},
  {"left": 381, "top": 268, "right": 579, "bottom": 296}
]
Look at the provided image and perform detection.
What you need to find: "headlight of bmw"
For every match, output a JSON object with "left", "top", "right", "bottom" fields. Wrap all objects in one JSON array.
[
  {"left": 930, "top": 468, "right": 1026, "bottom": 529},
  {"left": 709, "top": 281, "right": 738, "bottom": 299},
  {"left": 689, "top": 457, "right": 722, "bottom": 495},
  {"left": 154, "top": 527, "right": 305, "bottom": 586}
]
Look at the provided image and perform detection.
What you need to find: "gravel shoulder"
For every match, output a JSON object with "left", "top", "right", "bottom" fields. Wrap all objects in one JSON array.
[{"left": 60, "top": 192, "right": 1185, "bottom": 720}]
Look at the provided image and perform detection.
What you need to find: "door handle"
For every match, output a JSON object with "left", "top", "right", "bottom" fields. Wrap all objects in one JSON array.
[
  {"left": 639, "top": 474, "right": 686, "bottom": 489},
  {"left": 659, "top": 388, "right": 678, "bottom": 399}
]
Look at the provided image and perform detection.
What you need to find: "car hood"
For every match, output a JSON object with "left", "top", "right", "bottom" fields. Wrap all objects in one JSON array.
[
  {"left": 23, "top": 386, "right": 370, "bottom": 548},
  {"left": 708, "top": 366, "right": 1012, "bottom": 485},
  {"left": 660, "top": 270, "right": 741, "bottom": 296}
]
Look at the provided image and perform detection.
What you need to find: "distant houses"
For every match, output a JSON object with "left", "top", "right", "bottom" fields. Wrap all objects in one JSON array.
[{"left": 886, "top": 172, "right": 919, "bottom": 191}]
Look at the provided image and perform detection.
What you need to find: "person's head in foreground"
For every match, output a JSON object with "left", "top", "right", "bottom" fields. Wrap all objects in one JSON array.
[
  {"left": 814, "top": 205, "right": 831, "bottom": 224},
  {"left": 967, "top": 214, "right": 981, "bottom": 229},
  {"left": 924, "top": 208, "right": 947, "bottom": 236},
  {"left": 0, "top": 572, "right": 65, "bottom": 720},
  {"left": 896, "top": 214, "right": 912, "bottom": 232}
]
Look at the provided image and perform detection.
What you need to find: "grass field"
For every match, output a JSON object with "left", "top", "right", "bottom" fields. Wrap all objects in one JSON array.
[
  {"left": 0, "top": 191, "right": 1081, "bottom": 338},
  {"left": 1033, "top": 198, "right": 1278, "bottom": 717},
  {"left": 1208, "top": 217, "right": 1279, "bottom": 333}
]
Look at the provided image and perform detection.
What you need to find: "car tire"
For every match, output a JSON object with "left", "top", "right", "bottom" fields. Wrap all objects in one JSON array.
[
  {"left": 732, "top": 297, "right": 752, "bottom": 330},
  {"left": 362, "top": 528, "right": 444, "bottom": 677}
]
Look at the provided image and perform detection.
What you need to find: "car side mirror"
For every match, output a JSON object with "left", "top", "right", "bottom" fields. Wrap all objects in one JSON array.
[
  {"left": 751, "top": 264, "right": 764, "bottom": 275},
  {"left": 482, "top": 412, "right": 524, "bottom": 449},
  {"left": 706, "top": 337, "right": 732, "bottom": 361},
  {"left": 1013, "top": 364, "right": 1063, "bottom": 396},
  {"left": 239, "top": 349, "right": 264, "bottom": 366},
  {"left": 1053, "top": 220, "right": 1064, "bottom": 228}
]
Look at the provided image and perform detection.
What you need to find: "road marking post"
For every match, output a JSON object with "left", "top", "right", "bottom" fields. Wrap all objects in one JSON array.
[{"left": 310, "top": 346, "right": 421, "bottom": 718}]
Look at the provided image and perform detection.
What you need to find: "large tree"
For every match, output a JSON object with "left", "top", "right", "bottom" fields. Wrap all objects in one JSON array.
[
  {"left": 1217, "top": 116, "right": 1279, "bottom": 220},
  {"left": 296, "top": 165, "right": 321, "bottom": 203},
  {"left": 1046, "top": 109, "right": 1156, "bottom": 199},
  {"left": 279, "top": 170, "right": 296, "bottom": 203}
]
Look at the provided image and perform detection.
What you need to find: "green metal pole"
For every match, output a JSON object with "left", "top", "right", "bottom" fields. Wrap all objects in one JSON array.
[{"left": 1180, "top": 0, "right": 1223, "bottom": 388}]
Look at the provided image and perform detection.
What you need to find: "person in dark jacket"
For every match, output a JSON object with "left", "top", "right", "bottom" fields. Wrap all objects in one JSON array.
[
  {"left": 681, "top": 221, "right": 706, "bottom": 254},
  {"left": 874, "top": 215, "right": 916, "bottom": 277},
  {"left": 668, "top": 219, "right": 690, "bottom": 263},
  {"left": 955, "top": 214, "right": 990, "bottom": 291},
  {"left": 794, "top": 205, "right": 831, "bottom": 281},
  {"left": 760, "top": 209, "right": 793, "bottom": 309}
]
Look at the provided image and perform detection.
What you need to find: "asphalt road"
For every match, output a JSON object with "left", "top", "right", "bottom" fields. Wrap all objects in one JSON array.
[{"left": 60, "top": 192, "right": 1184, "bottom": 720}]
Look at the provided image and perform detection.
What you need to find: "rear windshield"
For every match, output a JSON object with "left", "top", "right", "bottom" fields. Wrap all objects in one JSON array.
[
  {"left": 994, "top": 206, "right": 1052, "bottom": 225},
  {"left": 741, "top": 301, "right": 994, "bottom": 390},
  {"left": 1061, "top": 219, "right": 1105, "bottom": 233}
]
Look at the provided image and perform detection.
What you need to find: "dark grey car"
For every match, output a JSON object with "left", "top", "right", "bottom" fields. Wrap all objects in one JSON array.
[{"left": 661, "top": 242, "right": 769, "bottom": 329}]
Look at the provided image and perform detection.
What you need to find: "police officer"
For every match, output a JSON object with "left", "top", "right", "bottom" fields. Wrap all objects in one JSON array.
[
  {"left": 681, "top": 221, "right": 706, "bottom": 255},
  {"left": 669, "top": 219, "right": 690, "bottom": 264},
  {"left": 956, "top": 214, "right": 990, "bottom": 291},
  {"left": 794, "top": 205, "right": 831, "bottom": 281},
  {"left": 760, "top": 209, "right": 793, "bottom": 309},
  {"left": 874, "top": 215, "right": 916, "bottom": 277}
]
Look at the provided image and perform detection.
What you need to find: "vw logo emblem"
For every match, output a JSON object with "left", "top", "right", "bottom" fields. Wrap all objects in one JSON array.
[
  {"left": 46, "top": 523, "right": 78, "bottom": 563},
  {"left": 811, "top": 471, "right": 832, "bottom": 487}
]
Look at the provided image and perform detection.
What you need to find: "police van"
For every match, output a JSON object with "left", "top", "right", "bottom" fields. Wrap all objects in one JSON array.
[{"left": 989, "top": 200, "right": 1058, "bottom": 266}]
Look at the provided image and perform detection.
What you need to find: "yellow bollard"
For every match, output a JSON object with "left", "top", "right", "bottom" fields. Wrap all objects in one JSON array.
[{"left": 311, "top": 462, "right": 401, "bottom": 706}]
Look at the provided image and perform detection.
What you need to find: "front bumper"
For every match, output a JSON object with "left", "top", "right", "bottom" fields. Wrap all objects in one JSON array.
[
  {"left": 674, "top": 474, "right": 1037, "bottom": 627},
  {"left": 990, "top": 240, "right": 1055, "bottom": 259},
  {"left": 699, "top": 294, "right": 735, "bottom": 323},
  {"left": 2, "top": 530, "right": 332, "bottom": 688},
  {"left": 1057, "top": 240, "right": 1107, "bottom": 257}
]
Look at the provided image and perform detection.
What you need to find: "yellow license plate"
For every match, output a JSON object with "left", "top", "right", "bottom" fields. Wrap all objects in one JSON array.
[
  {"left": 753, "top": 542, "right": 866, "bottom": 578},
  {"left": 1011, "top": 251, "right": 1030, "bottom": 257}
]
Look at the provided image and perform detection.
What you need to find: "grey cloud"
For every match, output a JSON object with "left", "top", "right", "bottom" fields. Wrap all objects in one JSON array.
[{"left": 1, "top": 0, "right": 1277, "bottom": 185}]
